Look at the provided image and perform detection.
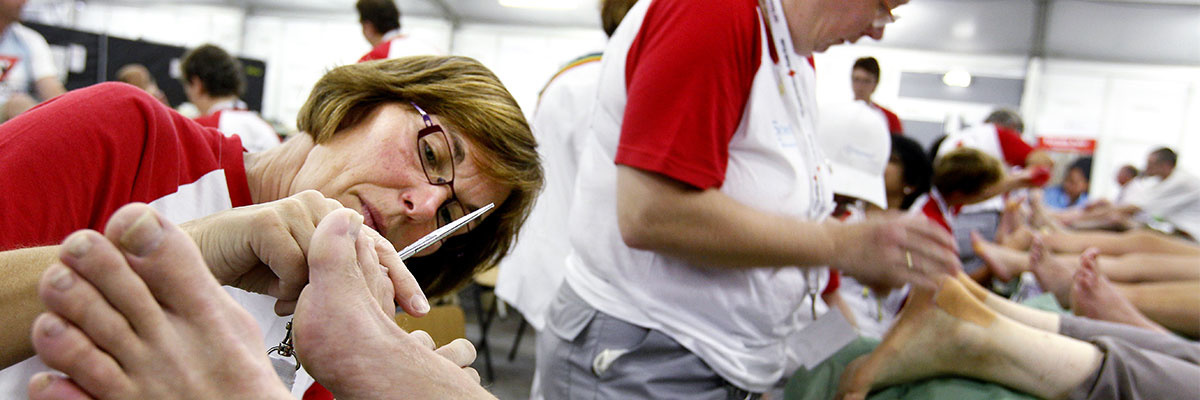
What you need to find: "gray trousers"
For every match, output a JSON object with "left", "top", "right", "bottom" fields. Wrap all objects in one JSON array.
[
  {"left": 1061, "top": 315, "right": 1200, "bottom": 399},
  {"left": 535, "top": 283, "right": 761, "bottom": 400}
]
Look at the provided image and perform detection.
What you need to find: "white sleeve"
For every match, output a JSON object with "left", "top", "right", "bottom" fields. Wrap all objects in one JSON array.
[{"left": 17, "top": 25, "right": 58, "bottom": 81}]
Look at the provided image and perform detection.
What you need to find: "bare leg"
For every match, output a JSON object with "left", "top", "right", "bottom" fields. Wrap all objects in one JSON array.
[
  {"left": 838, "top": 277, "right": 1101, "bottom": 400},
  {"left": 1030, "top": 235, "right": 1076, "bottom": 307},
  {"left": 1070, "top": 249, "right": 1172, "bottom": 335},
  {"left": 974, "top": 231, "right": 1036, "bottom": 281},
  {"left": 1115, "top": 281, "right": 1200, "bottom": 338},
  {"left": 955, "top": 273, "right": 1060, "bottom": 333},
  {"left": 1041, "top": 229, "right": 1200, "bottom": 257},
  {"left": 995, "top": 199, "right": 1025, "bottom": 245},
  {"left": 29, "top": 204, "right": 292, "bottom": 399},
  {"left": 1027, "top": 190, "right": 1066, "bottom": 233}
]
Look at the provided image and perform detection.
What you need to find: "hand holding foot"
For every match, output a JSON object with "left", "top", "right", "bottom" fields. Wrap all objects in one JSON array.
[
  {"left": 29, "top": 203, "right": 292, "bottom": 400},
  {"left": 291, "top": 209, "right": 494, "bottom": 399}
]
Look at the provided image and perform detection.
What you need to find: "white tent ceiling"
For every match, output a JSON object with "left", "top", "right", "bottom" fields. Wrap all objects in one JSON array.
[{"left": 54, "top": 0, "right": 1200, "bottom": 65}]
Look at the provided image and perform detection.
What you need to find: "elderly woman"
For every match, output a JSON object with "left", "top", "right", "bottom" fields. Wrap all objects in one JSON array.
[{"left": 0, "top": 55, "right": 541, "bottom": 397}]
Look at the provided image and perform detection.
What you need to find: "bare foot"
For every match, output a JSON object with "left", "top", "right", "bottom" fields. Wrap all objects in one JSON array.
[
  {"left": 29, "top": 204, "right": 292, "bottom": 400},
  {"left": 838, "top": 278, "right": 998, "bottom": 398},
  {"left": 995, "top": 199, "right": 1026, "bottom": 245},
  {"left": 973, "top": 231, "right": 1030, "bottom": 282},
  {"left": 1029, "top": 235, "right": 1076, "bottom": 307},
  {"left": 999, "top": 225, "right": 1035, "bottom": 250},
  {"left": 291, "top": 209, "right": 491, "bottom": 399},
  {"left": 1070, "top": 248, "right": 1171, "bottom": 335},
  {"left": 839, "top": 277, "right": 1101, "bottom": 400},
  {"left": 1027, "top": 190, "right": 1064, "bottom": 233}
]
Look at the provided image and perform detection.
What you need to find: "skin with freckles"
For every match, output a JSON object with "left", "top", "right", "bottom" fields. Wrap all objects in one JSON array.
[{"left": 263, "top": 103, "right": 511, "bottom": 257}]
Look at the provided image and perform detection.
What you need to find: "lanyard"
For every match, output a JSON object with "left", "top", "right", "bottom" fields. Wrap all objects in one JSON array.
[
  {"left": 758, "top": 0, "right": 832, "bottom": 222},
  {"left": 758, "top": 0, "right": 834, "bottom": 319}
]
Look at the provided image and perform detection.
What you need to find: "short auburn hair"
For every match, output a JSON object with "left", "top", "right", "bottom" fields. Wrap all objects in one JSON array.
[
  {"left": 297, "top": 56, "right": 542, "bottom": 297},
  {"left": 932, "top": 147, "right": 1004, "bottom": 198}
]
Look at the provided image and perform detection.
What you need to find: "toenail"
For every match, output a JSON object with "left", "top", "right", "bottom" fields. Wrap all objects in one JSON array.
[
  {"left": 65, "top": 234, "right": 92, "bottom": 258},
  {"left": 48, "top": 266, "right": 73, "bottom": 291},
  {"left": 28, "top": 372, "right": 54, "bottom": 393},
  {"left": 41, "top": 314, "right": 65, "bottom": 337},
  {"left": 120, "top": 211, "right": 165, "bottom": 256}
]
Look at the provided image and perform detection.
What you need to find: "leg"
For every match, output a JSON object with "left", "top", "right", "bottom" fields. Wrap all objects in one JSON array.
[
  {"left": 1098, "top": 253, "right": 1200, "bottom": 283},
  {"left": 955, "top": 273, "right": 1060, "bottom": 333},
  {"left": 838, "top": 277, "right": 1102, "bottom": 400},
  {"left": 1114, "top": 281, "right": 1200, "bottom": 338},
  {"left": 1058, "top": 315, "right": 1200, "bottom": 365},
  {"left": 1041, "top": 229, "right": 1200, "bottom": 257},
  {"left": 29, "top": 204, "right": 293, "bottom": 400},
  {"left": 1070, "top": 250, "right": 1171, "bottom": 335}
]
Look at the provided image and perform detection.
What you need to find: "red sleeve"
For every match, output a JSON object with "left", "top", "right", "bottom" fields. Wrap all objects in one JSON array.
[
  {"left": 877, "top": 106, "right": 903, "bottom": 135},
  {"left": 615, "top": 0, "right": 761, "bottom": 189},
  {"left": 995, "top": 126, "right": 1033, "bottom": 167},
  {"left": 303, "top": 383, "right": 334, "bottom": 400},
  {"left": 358, "top": 41, "right": 391, "bottom": 63},
  {"left": 822, "top": 269, "right": 841, "bottom": 295},
  {"left": 0, "top": 82, "right": 244, "bottom": 250}
]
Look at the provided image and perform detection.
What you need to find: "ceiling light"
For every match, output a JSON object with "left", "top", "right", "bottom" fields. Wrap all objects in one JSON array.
[
  {"left": 942, "top": 69, "right": 972, "bottom": 88},
  {"left": 498, "top": 0, "right": 584, "bottom": 10}
]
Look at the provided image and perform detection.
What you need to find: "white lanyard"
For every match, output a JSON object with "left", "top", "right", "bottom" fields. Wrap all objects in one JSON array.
[
  {"left": 758, "top": 0, "right": 832, "bottom": 222},
  {"left": 759, "top": 0, "right": 834, "bottom": 319}
]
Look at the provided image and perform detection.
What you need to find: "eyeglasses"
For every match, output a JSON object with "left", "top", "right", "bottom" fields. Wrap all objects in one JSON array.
[
  {"left": 411, "top": 102, "right": 470, "bottom": 232},
  {"left": 872, "top": 0, "right": 896, "bottom": 29}
]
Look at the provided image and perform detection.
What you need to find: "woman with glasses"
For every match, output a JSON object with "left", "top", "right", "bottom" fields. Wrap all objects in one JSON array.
[{"left": 0, "top": 55, "right": 540, "bottom": 398}]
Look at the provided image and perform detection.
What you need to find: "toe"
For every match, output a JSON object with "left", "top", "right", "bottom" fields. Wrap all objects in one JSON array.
[
  {"left": 31, "top": 313, "right": 136, "bottom": 399},
  {"left": 57, "top": 231, "right": 165, "bottom": 338},
  {"left": 28, "top": 372, "right": 95, "bottom": 400},
  {"left": 102, "top": 204, "right": 225, "bottom": 315},
  {"left": 38, "top": 263, "right": 145, "bottom": 360}
]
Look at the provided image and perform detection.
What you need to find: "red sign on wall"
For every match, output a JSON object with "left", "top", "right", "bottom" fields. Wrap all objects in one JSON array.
[{"left": 1037, "top": 136, "right": 1096, "bottom": 154}]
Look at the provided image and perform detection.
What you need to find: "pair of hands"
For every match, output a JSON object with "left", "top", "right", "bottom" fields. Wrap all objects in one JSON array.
[
  {"left": 178, "top": 190, "right": 430, "bottom": 317},
  {"left": 176, "top": 191, "right": 480, "bottom": 380}
]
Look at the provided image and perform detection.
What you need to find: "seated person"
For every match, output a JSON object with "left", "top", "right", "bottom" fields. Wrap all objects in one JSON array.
[{"left": 1042, "top": 157, "right": 1091, "bottom": 210}]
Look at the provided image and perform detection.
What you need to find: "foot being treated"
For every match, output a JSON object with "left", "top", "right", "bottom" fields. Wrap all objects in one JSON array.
[{"left": 29, "top": 203, "right": 292, "bottom": 400}]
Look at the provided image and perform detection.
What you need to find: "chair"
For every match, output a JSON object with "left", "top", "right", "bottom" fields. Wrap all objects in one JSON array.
[{"left": 395, "top": 304, "right": 467, "bottom": 348}]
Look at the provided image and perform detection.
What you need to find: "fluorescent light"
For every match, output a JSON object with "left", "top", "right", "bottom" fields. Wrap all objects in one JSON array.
[
  {"left": 498, "top": 0, "right": 584, "bottom": 10},
  {"left": 943, "top": 69, "right": 972, "bottom": 88}
]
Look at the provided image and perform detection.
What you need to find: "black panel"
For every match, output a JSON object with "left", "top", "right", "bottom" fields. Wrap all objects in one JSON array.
[{"left": 24, "top": 22, "right": 264, "bottom": 112}]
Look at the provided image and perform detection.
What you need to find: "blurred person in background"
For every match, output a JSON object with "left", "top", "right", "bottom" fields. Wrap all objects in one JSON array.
[
  {"left": 357, "top": 0, "right": 442, "bottom": 61},
  {"left": 115, "top": 63, "right": 169, "bottom": 105},
  {"left": 0, "top": 0, "right": 65, "bottom": 121},
  {"left": 850, "top": 56, "right": 903, "bottom": 135},
  {"left": 180, "top": 44, "right": 280, "bottom": 153}
]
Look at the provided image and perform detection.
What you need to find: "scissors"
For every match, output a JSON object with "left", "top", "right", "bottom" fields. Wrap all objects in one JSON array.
[{"left": 396, "top": 202, "right": 495, "bottom": 260}]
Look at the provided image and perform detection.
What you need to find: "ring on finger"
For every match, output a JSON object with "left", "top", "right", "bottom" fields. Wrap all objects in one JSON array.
[{"left": 905, "top": 250, "right": 914, "bottom": 269}]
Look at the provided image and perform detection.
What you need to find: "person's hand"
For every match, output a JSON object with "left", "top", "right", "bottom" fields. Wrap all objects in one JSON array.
[
  {"left": 179, "top": 190, "right": 429, "bottom": 317},
  {"left": 827, "top": 213, "right": 961, "bottom": 291}
]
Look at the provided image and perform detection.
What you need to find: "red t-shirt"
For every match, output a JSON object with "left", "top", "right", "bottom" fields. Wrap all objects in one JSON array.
[
  {"left": 0, "top": 82, "right": 251, "bottom": 250},
  {"left": 614, "top": 0, "right": 761, "bottom": 190},
  {"left": 358, "top": 39, "right": 392, "bottom": 63},
  {"left": 995, "top": 125, "right": 1033, "bottom": 167},
  {"left": 870, "top": 102, "right": 904, "bottom": 135}
]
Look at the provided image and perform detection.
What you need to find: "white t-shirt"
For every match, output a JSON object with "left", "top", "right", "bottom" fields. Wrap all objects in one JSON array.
[
  {"left": 195, "top": 99, "right": 281, "bottom": 153},
  {"left": 0, "top": 23, "right": 58, "bottom": 104},
  {"left": 1126, "top": 169, "right": 1200, "bottom": 238},
  {"left": 560, "top": 0, "right": 834, "bottom": 392},
  {"left": 494, "top": 54, "right": 601, "bottom": 331}
]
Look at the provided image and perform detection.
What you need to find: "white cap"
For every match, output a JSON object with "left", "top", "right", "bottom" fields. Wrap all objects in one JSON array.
[{"left": 816, "top": 100, "right": 890, "bottom": 209}]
